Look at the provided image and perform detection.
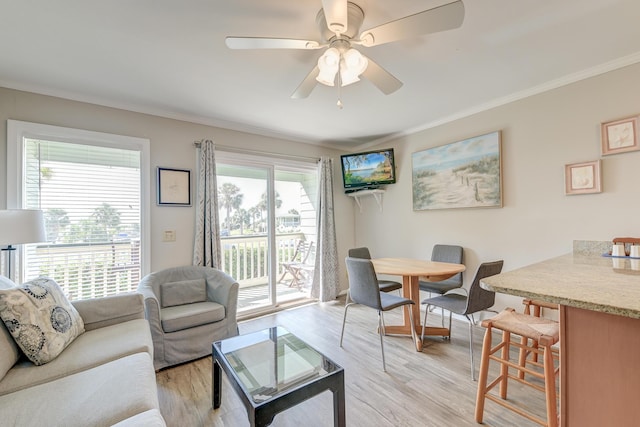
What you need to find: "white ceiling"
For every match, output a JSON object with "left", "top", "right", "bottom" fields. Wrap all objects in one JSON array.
[{"left": 1, "top": 0, "right": 639, "bottom": 150}]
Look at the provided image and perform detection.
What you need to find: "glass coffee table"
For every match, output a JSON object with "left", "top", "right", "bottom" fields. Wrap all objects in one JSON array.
[{"left": 212, "top": 326, "right": 345, "bottom": 427}]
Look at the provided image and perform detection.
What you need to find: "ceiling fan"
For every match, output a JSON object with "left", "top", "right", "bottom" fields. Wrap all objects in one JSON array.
[{"left": 225, "top": 0, "right": 465, "bottom": 100}]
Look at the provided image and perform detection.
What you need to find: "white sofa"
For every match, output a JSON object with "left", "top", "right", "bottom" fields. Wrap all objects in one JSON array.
[{"left": 0, "top": 277, "right": 166, "bottom": 427}]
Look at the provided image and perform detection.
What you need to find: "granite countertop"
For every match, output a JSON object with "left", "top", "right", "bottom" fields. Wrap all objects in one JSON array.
[{"left": 480, "top": 253, "right": 640, "bottom": 319}]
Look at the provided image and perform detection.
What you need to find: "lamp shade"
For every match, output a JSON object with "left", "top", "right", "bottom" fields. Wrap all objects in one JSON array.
[{"left": 0, "top": 209, "right": 47, "bottom": 246}]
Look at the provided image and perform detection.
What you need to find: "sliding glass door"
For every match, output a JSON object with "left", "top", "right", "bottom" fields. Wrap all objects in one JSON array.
[{"left": 216, "top": 152, "right": 318, "bottom": 314}]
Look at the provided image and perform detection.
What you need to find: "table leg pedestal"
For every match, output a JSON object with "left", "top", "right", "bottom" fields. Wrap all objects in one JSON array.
[{"left": 383, "top": 275, "right": 450, "bottom": 351}]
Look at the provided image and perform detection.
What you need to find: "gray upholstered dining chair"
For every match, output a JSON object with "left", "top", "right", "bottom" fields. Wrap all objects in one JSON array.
[
  {"left": 340, "top": 257, "right": 417, "bottom": 372},
  {"left": 348, "top": 247, "right": 402, "bottom": 294},
  {"left": 418, "top": 244, "right": 464, "bottom": 295},
  {"left": 421, "top": 260, "right": 504, "bottom": 380}
]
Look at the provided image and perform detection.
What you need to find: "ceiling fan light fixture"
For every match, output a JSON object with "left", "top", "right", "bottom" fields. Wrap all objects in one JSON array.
[
  {"left": 316, "top": 47, "right": 340, "bottom": 86},
  {"left": 339, "top": 48, "right": 368, "bottom": 86},
  {"left": 344, "top": 48, "right": 367, "bottom": 72},
  {"left": 339, "top": 68, "right": 359, "bottom": 86},
  {"left": 317, "top": 46, "right": 368, "bottom": 88},
  {"left": 316, "top": 69, "right": 337, "bottom": 86}
]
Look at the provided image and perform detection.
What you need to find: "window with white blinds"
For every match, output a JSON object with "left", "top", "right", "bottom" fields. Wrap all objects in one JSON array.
[{"left": 7, "top": 120, "right": 150, "bottom": 300}]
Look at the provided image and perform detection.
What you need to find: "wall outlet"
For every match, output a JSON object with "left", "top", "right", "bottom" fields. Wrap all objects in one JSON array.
[{"left": 162, "top": 230, "right": 176, "bottom": 242}]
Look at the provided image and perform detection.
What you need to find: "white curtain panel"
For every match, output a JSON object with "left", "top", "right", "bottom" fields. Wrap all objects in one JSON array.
[
  {"left": 193, "top": 139, "right": 222, "bottom": 268},
  {"left": 311, "top": 157, "right": 340, "bottom": 301}
]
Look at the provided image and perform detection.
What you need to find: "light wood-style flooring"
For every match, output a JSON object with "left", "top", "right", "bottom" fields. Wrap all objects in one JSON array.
[{"left": 156, "top": 298, "right": 550, "bottom": 426}]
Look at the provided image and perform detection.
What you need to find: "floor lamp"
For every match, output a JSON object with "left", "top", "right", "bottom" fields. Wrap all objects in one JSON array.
[{"left": 0, "top": 209, "right": 47, "bottom": 281}]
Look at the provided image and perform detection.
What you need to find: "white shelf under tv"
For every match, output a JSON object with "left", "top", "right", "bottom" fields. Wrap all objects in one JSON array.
[{"left": 346, "top": 189, "right": 385, "bottom": 213}]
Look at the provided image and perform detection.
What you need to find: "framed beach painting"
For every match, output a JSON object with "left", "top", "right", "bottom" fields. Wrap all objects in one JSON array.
[{"left": 412, "top": 131, "right": 502, "bottom": 211}]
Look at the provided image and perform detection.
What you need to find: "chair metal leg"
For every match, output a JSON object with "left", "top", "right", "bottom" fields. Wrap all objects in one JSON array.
[
  {"left": 339, "top": 303, "right": 354, "bottom": 347},
  {"left": 421, "top": 304, "right": 430, "bottom": 342},
  {"left": 378, "top": 311, "right": 386, "bottom": 372},
  {"left": 447, "top": 311, "right": 453, "bottom": 340},
  {"left": 465, "top": 314, "right": 476, "bottom": 381}
]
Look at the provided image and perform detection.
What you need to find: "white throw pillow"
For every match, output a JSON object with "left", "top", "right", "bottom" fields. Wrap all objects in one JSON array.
[{"left": 0, "top": 277, "right": 85, "bottom": 365}]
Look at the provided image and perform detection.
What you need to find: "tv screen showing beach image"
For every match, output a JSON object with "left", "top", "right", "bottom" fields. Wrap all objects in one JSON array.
[{"left": 341, "top": 150, "right": 395, "bottom": 188}]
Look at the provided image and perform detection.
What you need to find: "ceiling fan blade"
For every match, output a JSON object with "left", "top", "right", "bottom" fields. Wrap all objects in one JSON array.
[
  {"left": 225, "top": 37, "right": 322, "bottom": 50},
  {"left": 361, "top": 58, "right": 403, "bottom": 95},
  {"left": 359, "top": 0, "right": 465, "bottom": 47},
  {"left": 291, "top": 65, "right": 320, "bottom": 99},
  {"left": 321, "top": 0, "right": 348, "bottom": 33}
]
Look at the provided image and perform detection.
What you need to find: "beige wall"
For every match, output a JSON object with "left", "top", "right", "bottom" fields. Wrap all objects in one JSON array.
[
  {"left": 0, "top": 87, "right": 355, "bottom": 290},
  {"left": 2, "top": 62, "right": 639, "bottom": 306},
  {"left": 349, "top": 62, "right": 640, "bottom": 310}
]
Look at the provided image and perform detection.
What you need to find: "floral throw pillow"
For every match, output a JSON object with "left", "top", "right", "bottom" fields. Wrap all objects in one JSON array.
[{"left": 0, "top": 277, "right": 85, "bottom": 365}]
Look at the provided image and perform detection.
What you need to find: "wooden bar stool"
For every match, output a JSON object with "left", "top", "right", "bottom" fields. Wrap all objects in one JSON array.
[
  {"left": 523, "top": 298, "right": 559, "bottom": 317},
  {"left": 518, "top": 299, "right": 559, "bottom": 379},
  {"left": 475, "top": 308, "right": 560, "bottom": 427}
]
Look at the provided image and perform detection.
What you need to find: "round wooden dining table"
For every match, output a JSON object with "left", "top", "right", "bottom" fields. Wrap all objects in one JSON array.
[{"left": 371, "top": 258, "right": 466, "bottom": 351}]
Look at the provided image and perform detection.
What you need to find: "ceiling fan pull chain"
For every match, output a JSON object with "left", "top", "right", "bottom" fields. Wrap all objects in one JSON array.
[{"left": 337, "top": 59, "right": 344, "bottom": 109}]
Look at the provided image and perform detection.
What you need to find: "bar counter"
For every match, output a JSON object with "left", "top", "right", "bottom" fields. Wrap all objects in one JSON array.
[
  {"left": 481, "top": 252, "right": 640, "bottom": 427},
  {"left": 481, "top": 253, "right": 640, "bottom": 318}
]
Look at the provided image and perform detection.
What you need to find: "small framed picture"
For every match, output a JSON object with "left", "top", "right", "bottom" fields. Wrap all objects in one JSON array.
[
  {"left": 565, "top": 160, "right": 602, "bottom": 195},
  {"left": 601, "top": 115, "right": 639, "bottom": 155},
  {"left": 157, "top": 167, "right": 191, "bottom": 206}
]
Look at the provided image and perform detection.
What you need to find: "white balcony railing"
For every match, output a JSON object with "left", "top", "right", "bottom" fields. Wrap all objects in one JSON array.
[
  {"left": 221, "top": 232, "right": 308, "bottom": 288},
  {"left": 32, "top": 240, "right": 141, "bottom": 300},
  {"left": 26, "top": 233, "right": 309, "bottom": 301}
]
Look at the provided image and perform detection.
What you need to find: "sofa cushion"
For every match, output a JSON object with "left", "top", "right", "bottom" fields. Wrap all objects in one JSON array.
[
  {"left": 161, "top": 301, "right": 225, "bottom": 333},
  {"left": 0, "top": 352, "right": 160, "bottom": 427},
  {"left": 73, "top": 292, "right": 144, "bottom": 331},
  {"left": 111, "top": 409, "right": 166, "bottom": 427},
  {"left": 160, "top": 278, "right": 207, "bottom": 308},
  {"left": 0, "top": 277, "right": 84, "bottom": 365},
  {"left": 0, "top": 320, "right": 20, "bottom": 383},
  {"left": 0, "top": 318, "right": 152, "bottom": 396},
  {"left": 0, "top": 276, "right": 20, "bottom": 383}
]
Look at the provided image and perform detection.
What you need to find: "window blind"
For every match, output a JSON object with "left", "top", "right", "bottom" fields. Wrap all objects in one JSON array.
[{"left": 23, "top": 138, "right": 142, "bottom": 300}]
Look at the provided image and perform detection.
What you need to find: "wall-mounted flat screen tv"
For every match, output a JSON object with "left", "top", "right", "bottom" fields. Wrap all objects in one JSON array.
[{"left": 340, "top": 148, "right": 396, "bottom": 190}]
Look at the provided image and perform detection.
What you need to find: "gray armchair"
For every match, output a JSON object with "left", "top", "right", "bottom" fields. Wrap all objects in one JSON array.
[{"left": 137, "top": 266, "right": 239, "bottom": 370}]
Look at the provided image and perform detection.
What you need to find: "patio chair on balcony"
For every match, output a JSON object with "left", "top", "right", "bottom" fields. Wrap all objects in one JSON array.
[{"left": 278, "top": 240, "right": 315, "bottom": 289}]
